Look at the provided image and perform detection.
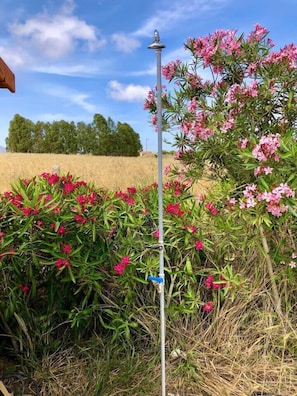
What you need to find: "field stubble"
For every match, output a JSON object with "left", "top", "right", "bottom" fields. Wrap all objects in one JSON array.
[{"left": 0, "top": 153, "right": 209, "bottom": 195}]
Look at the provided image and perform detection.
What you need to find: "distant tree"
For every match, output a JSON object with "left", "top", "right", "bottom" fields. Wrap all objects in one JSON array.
[
  {"left": 76, "top": 121, "right": 97, "bottom": 154},
  {"left": 43, "top": 122, "right": 64, "bottom": 153},
  {"left": 115, "top": 122, "right": 142, "bottom": 156},
  {"left": 59, "top": 120, "right": 77, "bottom": 154},
  {"left": 32, "top": 121, "right": 46, "bottom": 153},
  {"left": 6, "top": 114, "right": 34, "bottom": 152},
  {"left": 6, "top": 113, "right": 143, "bottom": 156},
  {"left": 92, "top": 114, "right": 112, "bottom": 155}
]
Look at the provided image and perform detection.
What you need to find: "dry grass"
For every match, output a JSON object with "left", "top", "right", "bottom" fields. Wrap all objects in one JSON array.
[
  {"left": 0, "top": 153, "right": 211, "bottom": 196},
  {"left": 25, "top": 279, "right": 296, "bottom": 396}
]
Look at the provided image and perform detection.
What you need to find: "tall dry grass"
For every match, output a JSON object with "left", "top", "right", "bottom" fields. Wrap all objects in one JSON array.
[
  {"left": 0, "top": 153, "right": 210, "bottom": 195},
  {"left": 34, "top": 269, "right": 297, "bottom": 396}
]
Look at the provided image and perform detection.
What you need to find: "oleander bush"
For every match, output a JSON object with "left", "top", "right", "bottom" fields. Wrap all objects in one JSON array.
[{"left": 0, "top": 172, "right": 243, "bottom": 361}]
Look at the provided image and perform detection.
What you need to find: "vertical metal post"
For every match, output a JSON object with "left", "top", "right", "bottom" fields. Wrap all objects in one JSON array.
[{"left": 148, "top": 30, "right": 166, "bottom": 396}]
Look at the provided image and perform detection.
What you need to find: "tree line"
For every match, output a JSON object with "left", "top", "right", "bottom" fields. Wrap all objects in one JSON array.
[{"left": 5, "top": 114, "right": 143, "bottom": 156}]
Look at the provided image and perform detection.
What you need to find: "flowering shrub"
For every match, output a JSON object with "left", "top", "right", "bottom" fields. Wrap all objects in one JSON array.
[
  {"left": 144, "top": 25, "right": 297, "bottom": 318},
  {"left": 0, "top": 173, "right": 234, "bottom": 357}
]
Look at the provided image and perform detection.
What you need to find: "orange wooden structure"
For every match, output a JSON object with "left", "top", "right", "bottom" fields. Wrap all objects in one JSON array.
[{"left": 0, "top": 58, "right": 15, "bottom": 93}]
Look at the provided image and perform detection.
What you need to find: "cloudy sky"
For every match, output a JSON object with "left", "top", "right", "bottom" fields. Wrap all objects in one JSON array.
[{"left": 0, "top": 0, "right": 296, "bottom": 152}]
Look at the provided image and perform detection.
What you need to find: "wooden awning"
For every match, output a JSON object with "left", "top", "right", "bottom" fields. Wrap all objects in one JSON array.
[{"left": 0, "top": 57, "right": 15, "bottom": 93}]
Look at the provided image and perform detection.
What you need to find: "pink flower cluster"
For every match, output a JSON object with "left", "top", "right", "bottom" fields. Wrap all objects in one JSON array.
[
  {"left": 265, "top": 43, "right": 297, "bottom": 69},
  {"left": 115, "top": 189, "right": 136, "bottom": 206},
  {"left": 225, "top": 80, "right": 259, "bottom": 105},
  {"left": 240, "top": 183, "right": 295, "bottom": 216},
  {"left": 188, "top": 29, "right": 242, "bottom": 68},
  {"left": 55, "top": 258, "right": 71, "bottom": 270},
  {"left": 114, "top": 255, "right": 130, "bottom": 275},
  {"left": 246, "top": 24, "right": 270, "bottom": 44},
  {"left": 205, "top": 274, "right": 227, "bottom": 290},
  {"left": 162, "top": 60, "right": 181, "bottom": 80},
  {"left": 252, "top": 134, "right": 280, "bottom": 162},
  {"left": 205, "top": 201, "right": 218, "bottom": 215},
  {"left": 165, "top": 202, "right": 185, "bottom": 217},
  {"left": 203, "top": 301, "right": 213, "bottom": 312},
  {"left": 254, "top": 165, "right": 273, "bottom": 177}
]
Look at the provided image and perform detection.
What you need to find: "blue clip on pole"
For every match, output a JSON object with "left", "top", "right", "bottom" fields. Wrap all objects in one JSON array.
[{"left": 148, "top": 275, "right": 164, "bottom": 284}]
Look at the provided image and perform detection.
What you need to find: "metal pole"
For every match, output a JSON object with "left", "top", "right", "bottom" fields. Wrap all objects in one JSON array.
[{"left": 148, "top": 30, "right": 166, "bottom": 396}]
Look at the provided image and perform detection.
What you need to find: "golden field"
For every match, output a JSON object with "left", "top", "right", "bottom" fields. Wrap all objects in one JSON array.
[{"left": 0, "top": 152, "right": 209, "bottom": 195}]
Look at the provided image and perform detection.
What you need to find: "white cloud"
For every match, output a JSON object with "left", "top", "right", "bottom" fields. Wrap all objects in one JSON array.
[
  {"left": 8, "top": 5, "right": 106, "bottom": 60},
  {"left": 31, "top": 64, "right": 100, "bottom": 77},
  {"left": 134, "top": 0, "right": 227, "bottom": 37},
  {"left": 111, "top": 33, "right": 141, "bottom": 53},
  {"left": 107, "top": 80, "right": 151, "bottom": 102},
  {"left": 45, "top": 85, "right": 98, "bottom": 113}
]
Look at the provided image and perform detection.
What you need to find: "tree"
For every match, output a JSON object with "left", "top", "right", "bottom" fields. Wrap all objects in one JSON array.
[
  {"left": 115, "top": 122, "right": 142, "bottom": 156},
  {"left": 92, "top": 114, "right": 112, "bottom": 155},
  {"left": 6, "top": 114, "right": 34, "bottom": 152},
  {"left": 76, "top": 121, "right": 96, "bottom": 154},
  {"left": 43, "top": 122, "right": 64, "bottom": 153},
  {"left": 32, "top": 121, "right": 46, "bottom": 153}
]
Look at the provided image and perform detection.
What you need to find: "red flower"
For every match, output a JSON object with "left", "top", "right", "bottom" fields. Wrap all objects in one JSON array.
[
  {"left": 18, "top": 284, "right": 30, "bottom": 293},
  {"left": 195, "top": 240, "right": 204, "bottom": 250},
  {"left": 48, "top": 174, "right": 60, "bottom": 185},
  {"left": 55, "top": 258, "right": 71, "bottom": 270},
  {"left": 21, "top": 207, "right": 32, "bottom": 217},
  {"left": 205, "top": 275, "right": 214, "bottom": 289},
  {"left": 205, "top": 201, "right": 218, "bottom": 215},
  {"left": 114, "top": 262, "right": 126, "bottom": 275},
  {"left": 125, "top": 197, "right": 135, "bottom": 205},
  {"left": 127, "top": 187, "right": 137, "bottom": 195},
  {"left": 166, "top": 202, "right": 184, "bottom": 217},
  {"left": 63, "top": 182, "right": 75, "bottom": 194},
  {"left": 61, "top": 243, "right": 72, "bottom": 254},
  {"left": 51, "top": 223, "right": 66, "bottom": 235},
  {"left": 57, "top": 225, "right": 66, "bottom": 235},
  {"left": 203, "top": 301, "right": 214, "bottom": 312},
  {"left": 121, "top": 255, "right": 130, "bottom": 265},
  {"left": 174, "top": 188, "right": 182, "bottom": 195},
  {"left": 75, "top": 215, "right": 87, "bottom": 224},
  {"left": 153, "top": 229, "right": 159, "bottom": 238},
  {"left": 114, "top": 255, "right": 130, "bottom": 275}
]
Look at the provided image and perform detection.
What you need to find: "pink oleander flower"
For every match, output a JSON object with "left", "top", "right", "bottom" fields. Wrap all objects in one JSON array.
[
  {"left": 153, "top": 229, "right": 159, "bottom": 238},
  {"left": 203, "top": 301, "right": 214, "bottom": 312},
  {"left": 61, "top": 243, "right": 72, "bottom": 254},
  {"left": 114, "top": 255, "right": 131, "bottom": 275},
  {"left": 125, "top": 197, "right": 135, "bottom": 205},
  {"left": 55, "top": 258, "right": 71, "bottom": 270},
  {"left": 75, "top": 215, "right": 87, "bottom": 224},
  {"left": 205, "top": 275, "right": 214, "bottom": 289},
  {"left": 21, "top": 207, "right": 32, "bottom": 217},
  {"left": 205, "top": 201, "right": 218, "bottom": 215},
  {"left": 252, "top": 134, "right": 280, "bottom": 162},
  {"left": 166, "top": 202, "right": 185, "bottom": 217},
  {"left": 195, "top": 240, "right": 204, "bottom": 250},
  {"left": 254, "top": 165, "right": 273, "bottom": 177},
  {"left": 247, "top": 24, "right": 270, "bottom": 44},
  {"left": 162, "top": 60, "right": 181, "bottom": 80}
]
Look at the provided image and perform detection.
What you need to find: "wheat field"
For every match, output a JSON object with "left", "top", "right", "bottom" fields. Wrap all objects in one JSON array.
[{"left": 0, "top": 152, "right": 209, "bottom": 195}]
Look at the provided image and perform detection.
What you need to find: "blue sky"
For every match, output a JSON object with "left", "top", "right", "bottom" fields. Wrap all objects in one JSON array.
[{"left": 0, "top": 0, "right": 296, "bottom": 152}]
